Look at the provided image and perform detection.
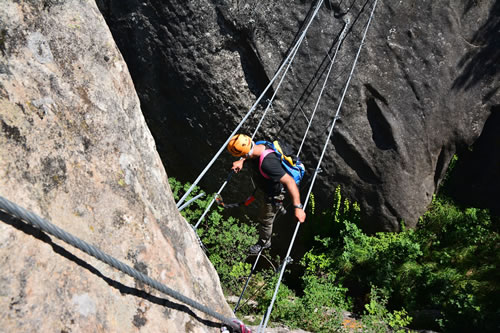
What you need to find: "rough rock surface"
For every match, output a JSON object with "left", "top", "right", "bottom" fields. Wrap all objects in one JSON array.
[
  {"left": 0, "top": 1, "right": 232, "bottom": 332},
  {"left": 97, "top": 0, "right": 499, "bottom": 231}
]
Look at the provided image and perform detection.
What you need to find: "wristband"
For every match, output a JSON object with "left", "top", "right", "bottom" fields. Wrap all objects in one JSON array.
[{"left": 294, "top": 203, "right": 303, "bottom": 209}]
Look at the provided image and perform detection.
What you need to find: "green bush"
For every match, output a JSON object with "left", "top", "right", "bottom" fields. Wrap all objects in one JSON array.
[
  {"left": 360, "top": 286, "right": 412, "bottom": 333},
  {"left": 301, "top": 187, "right": 415, "bottom": 332},
  {"left": 169, "top": 178, "right": 499, "bottom": 332},
  {"left": 296, "top": 274, "right": 348, "bottom": 331},
  {"left": 303, "top": 188, "right": 499, "bottom": 332},
  {"left": 199, "top": 210, "right": 258, "bottom": 294},
  {"left": 410, "top": 197, "right": 500, "bottom": 332},
  {"left": 168, "top": 178, "right": 257, "bottom": 295},
  {"left": 255, "top": 274, "right": 301, "bottom": 323},
  {"left": 254, "top": 273, "right": 348, "bottom": 332}
]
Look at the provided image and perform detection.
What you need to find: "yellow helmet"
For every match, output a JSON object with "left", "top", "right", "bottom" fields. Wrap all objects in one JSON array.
[{"left": 227, "top": 134, "right": 252, "bottom": 157}]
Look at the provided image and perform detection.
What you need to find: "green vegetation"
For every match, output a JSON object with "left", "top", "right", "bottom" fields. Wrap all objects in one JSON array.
[
  {"left": 169, "top": 178, "right": 500, "bottom": 332},
  {"left": 301, "top": 187, "right": 499, "bottom": 332},
  {"left": 169, "top": 178, "right": 258, "bottom": 295}
]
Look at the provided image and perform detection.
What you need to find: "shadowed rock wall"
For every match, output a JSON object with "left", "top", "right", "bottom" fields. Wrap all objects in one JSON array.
[
  {"left": 0, "top": 1, "right": 232, "bottom": 331},
  {"left": 97, "top": 0, "right": 499, "bottom": 231}
]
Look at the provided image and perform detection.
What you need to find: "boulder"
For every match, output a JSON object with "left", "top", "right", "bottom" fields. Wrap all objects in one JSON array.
[
  {"left": 97, "top": 0, "right": 499, "bottom": 231},
  {"left": 0, "top": 1, "right": 232, "bottom": 331}
]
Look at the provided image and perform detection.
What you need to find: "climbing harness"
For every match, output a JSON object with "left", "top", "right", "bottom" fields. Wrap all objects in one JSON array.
[{"left": 0, "top": 195, "right": 250, "bottom": 333}]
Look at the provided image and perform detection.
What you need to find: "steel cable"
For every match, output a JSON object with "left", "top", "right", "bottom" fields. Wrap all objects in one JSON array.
[
  {"left": 0, "top": 196, "right": 243, "bottom": 332},
  {"left": 258, "top": 0, "right": 379, "bottom": 331},
  {"left": 176, "top": 0, "right": 325, "bottom": 209}
]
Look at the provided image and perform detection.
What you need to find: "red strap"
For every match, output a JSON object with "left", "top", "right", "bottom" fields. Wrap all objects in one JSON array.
[
  {"left": 243, "top": 195, "right": 255, "bottom": 206},
  {"left": 232, "top": 319, "right": 252, "bottom": 333},
  {"left": 259, "top": 149, "right": 275, "bottom": 179}
]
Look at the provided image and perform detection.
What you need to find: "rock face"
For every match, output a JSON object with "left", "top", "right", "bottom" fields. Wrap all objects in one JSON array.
[
  {"left": 0, "top": 1, "right": 232, "bottom": 332},
  {"left": 97, "top": 0, "right": 499, "bottom": 231}
]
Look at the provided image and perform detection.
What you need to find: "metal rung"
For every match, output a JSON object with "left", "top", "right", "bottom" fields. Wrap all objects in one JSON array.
[{"left": 326, "top": 50, "right": 333, "bottom": 61}]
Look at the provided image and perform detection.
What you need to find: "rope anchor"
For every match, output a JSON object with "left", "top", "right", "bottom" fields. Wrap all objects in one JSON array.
[{"left": 276, "top": 256, "right": 293, "bottom": 273}]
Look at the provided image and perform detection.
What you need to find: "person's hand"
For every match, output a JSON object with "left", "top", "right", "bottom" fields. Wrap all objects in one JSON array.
[
  {"left": 295, "top": 207, "right": 306, "bottom": 223},
  {"left": 232, "top": 159, "right": 244, "bottom": 173}
]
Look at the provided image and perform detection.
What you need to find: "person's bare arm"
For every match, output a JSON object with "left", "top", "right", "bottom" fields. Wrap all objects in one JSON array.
[
  {"left": 280, "top": 173, "right": 306, "bottom": 223},
  {"left": 232, "top": 158, "right": 246, "bottom": 173}
]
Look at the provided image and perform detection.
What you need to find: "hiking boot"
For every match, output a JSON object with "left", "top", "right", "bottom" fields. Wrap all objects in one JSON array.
[{"left": 249, "top": 241, "right": 271, "bottom": 254}]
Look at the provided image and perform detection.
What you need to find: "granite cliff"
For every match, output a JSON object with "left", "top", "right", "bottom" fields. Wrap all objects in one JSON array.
[
  {"left": 97, "top": 0, "right": 499, "bottom": 231},
  {"left": 0, "top": 1, "right": 232, "bottom": 331}
]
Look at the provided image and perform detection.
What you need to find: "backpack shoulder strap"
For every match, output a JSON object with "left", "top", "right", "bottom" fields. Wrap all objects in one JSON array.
[
  {"left": 258, "top": 149, "right": 275, "bottom": 179},
  {"left": 255, "top": 140, "right": 273, "bottom": 147},
  {"left": 273, "top": 140, "right": 297, "bottom": 166}
]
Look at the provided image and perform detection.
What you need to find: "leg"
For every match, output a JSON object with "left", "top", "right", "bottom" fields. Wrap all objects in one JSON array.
[
  {"left": 258, "top": 193, "right": 284, "bottom": 245},
  {"left": 249, "top": 201, "right": 279, "bottom": 254},
  {"left": 259, "top": 201, "right": 277, "bottom": 245}
]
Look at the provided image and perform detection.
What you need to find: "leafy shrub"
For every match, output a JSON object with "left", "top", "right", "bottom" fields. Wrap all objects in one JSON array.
[
  {"left": 255, "top": 274, "right": 301, "bottom": 323},
  {"left": 168, "top": 178, "right": 257, "bottom": 295},
  {"left": 410, "top": 197, "right": 500, "bottom": 332},
  {"left": 254, "top": 273, "right": 348, "bottom": 332},
  {"left": 360, "top": 286, "right": 412, "bottom": 333},
  {"left": 199, "top": 210, "right": 258, "bottom": 293},
  {"left": 303, "top": 188, "right": 499, "bottom": 332},
  {"left": 169, "top": 178, "right": 499, "bottom": 332},
  {"left": 296, "top": 274, "right": 348, "bottom": 331}
]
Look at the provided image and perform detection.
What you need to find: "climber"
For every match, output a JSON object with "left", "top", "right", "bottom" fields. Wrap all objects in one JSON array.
[{"left": 227, "top": 134, "right": 306, "bottom": 254}]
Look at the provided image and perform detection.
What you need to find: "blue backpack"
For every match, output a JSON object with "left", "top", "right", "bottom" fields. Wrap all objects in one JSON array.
[{"left": 255, "top": 140, "right": 305, "bottom": 185}]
